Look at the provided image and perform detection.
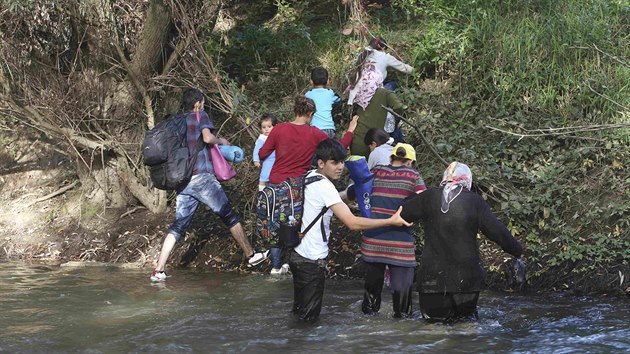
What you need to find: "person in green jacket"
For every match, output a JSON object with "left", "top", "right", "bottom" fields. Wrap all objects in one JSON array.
[{"left": 350, "top": 87, "right": 405, "bottom": 158}]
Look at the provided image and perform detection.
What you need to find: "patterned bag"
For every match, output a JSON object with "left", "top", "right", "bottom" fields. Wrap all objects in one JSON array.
[{"left": 255, "top": 173, "right": 323, "bottom": 247}]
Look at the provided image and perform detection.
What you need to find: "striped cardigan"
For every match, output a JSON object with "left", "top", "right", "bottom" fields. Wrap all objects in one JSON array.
[{"left": 361, "top": 165, "right": 426, "bottom": 267}]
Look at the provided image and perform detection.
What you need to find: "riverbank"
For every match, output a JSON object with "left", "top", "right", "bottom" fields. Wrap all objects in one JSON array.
[
  {"left": 1, "top": 149, "right": 628, "bottom": 297},
  {"left": 2, "top": 105, "right": 629, "bottom": 297}
]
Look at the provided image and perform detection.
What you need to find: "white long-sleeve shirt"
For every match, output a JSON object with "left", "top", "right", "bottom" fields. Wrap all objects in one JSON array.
[
  {"left": 367, "top": 50, "right": 413, "bottom": 81},
  {"left": 348, "top": 49, "right": 413, "bottom": 105}
]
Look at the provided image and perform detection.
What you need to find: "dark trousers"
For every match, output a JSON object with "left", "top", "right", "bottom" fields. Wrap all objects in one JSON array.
[
  {"left": 288, "top": 251, "right": 326, "bottom": 322},
  {"left": 362, "top": 262, "right": 415, "bottom": 318},
  {"left": 418, "top": 292, "right": 480, "bottom": 323}
]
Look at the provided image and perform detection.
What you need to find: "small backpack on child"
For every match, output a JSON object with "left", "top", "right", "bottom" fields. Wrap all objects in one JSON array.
[{"left": 255, "top": 172, "right": 328, "bottom": 248}]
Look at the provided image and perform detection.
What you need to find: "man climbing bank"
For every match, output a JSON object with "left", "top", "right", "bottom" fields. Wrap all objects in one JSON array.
[{"left": 150, "top": 88, "right": 267, "bottom": 282}]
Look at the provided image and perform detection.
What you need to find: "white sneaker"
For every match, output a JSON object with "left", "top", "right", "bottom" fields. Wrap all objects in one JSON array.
[
  {"left": 270, "top": 268, "right": 283, "bottom": 275},
  {"left": 150, "top": 270, "right": 167, "bottom": 282},
  {"left": 281, "top": 263, "right": 290, "bottom": 274},
  {"left": 248, "top": 250, "right": 269, "bottom": 267}
]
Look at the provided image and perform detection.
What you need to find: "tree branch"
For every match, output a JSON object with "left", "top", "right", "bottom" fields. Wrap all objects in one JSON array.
[
  {"left": 26, "top": 180, "right": 79, "bottom": 207},
  {"left": 486, "top": 123, "right": 630, "bottom": 139}
]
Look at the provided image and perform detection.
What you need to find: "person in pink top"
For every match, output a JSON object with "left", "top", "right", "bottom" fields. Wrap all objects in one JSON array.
[{"left": 259, "top": 96, "right": 358, "bottom": 184}]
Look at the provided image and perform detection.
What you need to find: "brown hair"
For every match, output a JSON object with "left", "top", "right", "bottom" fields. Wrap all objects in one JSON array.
[
  {"left": 390, "top": 146, "right": 411, "bottom": 163},
  {"left": 294, "top": 96, "right": 316, "bottom": 117}
]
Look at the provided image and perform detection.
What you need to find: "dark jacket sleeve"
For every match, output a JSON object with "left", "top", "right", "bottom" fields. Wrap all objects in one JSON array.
[
  {"left": 478, "top": 198, "right": 523, "bottom": 257},
  {"left": 387, "top": 90, "right": 405, "bottom": 115},
  {"left": 400, "top": 191, "right": 426, "bottom": 223}
]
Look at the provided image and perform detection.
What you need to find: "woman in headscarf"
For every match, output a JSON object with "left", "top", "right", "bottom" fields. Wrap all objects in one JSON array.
[{"left": 399, "top": 162, "right": 523, "bottom": 322}]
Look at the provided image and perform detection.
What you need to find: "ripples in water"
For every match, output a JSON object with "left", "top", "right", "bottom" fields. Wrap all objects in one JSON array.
[{"left": 0, "top": 262, "right": 628, "bottom": 353}]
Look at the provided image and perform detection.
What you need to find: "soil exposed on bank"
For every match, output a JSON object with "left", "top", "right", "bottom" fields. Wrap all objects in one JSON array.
[{"left": 1, "top": 131, "right": 628, "bottom": 297}]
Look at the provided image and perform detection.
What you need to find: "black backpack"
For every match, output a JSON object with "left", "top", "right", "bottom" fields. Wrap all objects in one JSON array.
[{"left": 142, "top": 114, "right": 203, "bottom": 190}]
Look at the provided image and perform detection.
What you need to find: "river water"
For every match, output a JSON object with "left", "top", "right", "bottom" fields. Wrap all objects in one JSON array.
[{"left": 1, "top": 262, "right": 628, "bottom": 353}]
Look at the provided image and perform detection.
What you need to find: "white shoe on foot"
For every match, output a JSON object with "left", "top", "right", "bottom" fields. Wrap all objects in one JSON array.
[
  {"left": 248, "top": 250, "right": 269, "bottom": 267},
  {"left": 150, "top": 270, "right": 167, "bottom": 282},
  {"left": 281, "top": 263, "right": 290, "bottom": 274}
]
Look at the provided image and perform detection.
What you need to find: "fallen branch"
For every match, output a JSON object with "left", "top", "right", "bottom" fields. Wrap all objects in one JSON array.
[
  {"left": 381, "top": 105, "right": 449, "bottom": 166},
  {"left": 585, "top": 81, "right": 630, "bottom": 111},
  {"left": 27, "top": 180, "right": 79, "bottom": 206},
  {"left": 118, "top": 206, "right": 146, "bottom": 220},
  {"left": 486, "top": 123, "right": 630, "bottom": 139}
]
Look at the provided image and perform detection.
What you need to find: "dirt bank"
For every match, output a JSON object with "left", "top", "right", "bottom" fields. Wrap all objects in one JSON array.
[{"left": 1, "top": 132, "right": 628, "bottom": 297}]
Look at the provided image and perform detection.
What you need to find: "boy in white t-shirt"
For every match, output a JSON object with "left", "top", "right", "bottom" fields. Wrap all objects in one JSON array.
[{"left": 289, "top": 139, "right": 412, "bottom": 322}]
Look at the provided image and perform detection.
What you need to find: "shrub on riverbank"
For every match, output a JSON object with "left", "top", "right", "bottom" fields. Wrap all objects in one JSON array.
[{"left": 215, "top": 0, "right": 629, "bottom": 294}]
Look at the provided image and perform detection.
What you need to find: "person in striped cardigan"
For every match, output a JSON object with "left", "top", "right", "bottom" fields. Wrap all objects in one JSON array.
[{"left": 360, "top": 143, "right": 427, "bottom": 318}]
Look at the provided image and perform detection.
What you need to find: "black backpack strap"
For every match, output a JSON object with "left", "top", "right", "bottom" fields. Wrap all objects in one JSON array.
[
  {"left": 301, "top": 172, "right": 329, "bottom": 241},
  {"left": 302, "top": 206, "right": 329, "bottom": 240}
]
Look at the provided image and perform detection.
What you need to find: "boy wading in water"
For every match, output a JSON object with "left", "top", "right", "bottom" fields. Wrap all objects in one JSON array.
[{"left": 289, "top": 139, "right": 412, "bottom": 322}]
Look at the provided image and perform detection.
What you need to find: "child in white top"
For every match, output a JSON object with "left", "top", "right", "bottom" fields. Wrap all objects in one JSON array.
[
  {"left": 252, "top": 113, "right": 277, "bottom": 191},
  {"left": 364, "top": 128, "right": 395, "bottom": 170}
]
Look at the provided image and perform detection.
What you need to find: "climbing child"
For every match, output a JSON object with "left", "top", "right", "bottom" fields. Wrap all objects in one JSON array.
[
  {"left": 305, "top": 66, "right": 341, "bottom": 138},
  {"left": 252, "top": 113, "right": 277, "bottom": 191},
  {"left": 364, "top": 127, "right": 395, "bottom": 170}
]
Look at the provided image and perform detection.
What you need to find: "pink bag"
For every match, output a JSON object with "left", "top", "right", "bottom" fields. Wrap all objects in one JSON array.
[
  {"left": 196, "top": 111, "right": 236, "bottom": 182},
  {"left": 210, "top": 144, "right": 237, "bottom": 182}
]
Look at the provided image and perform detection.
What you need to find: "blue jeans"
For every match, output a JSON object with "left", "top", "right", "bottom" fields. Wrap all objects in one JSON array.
[
  {"left": 321, "top": 129, "right": 336, "bottom": 138},
  {"left": 168, "top": 173, "right": 240, "bottom": 241},
  {"left": 269, "top": 247, "right": 283, "bottom": 269},
  {"left": 384, "top": 81, "right": 398, "bottom": 91}
]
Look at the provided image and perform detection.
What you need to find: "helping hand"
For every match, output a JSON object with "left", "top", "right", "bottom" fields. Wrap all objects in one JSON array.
[
  {"left": 390, "top": 207, "right": 413, "bottom": 227},
  {"left": 348, "top": 115, "right": 359, "bottom": 133}
]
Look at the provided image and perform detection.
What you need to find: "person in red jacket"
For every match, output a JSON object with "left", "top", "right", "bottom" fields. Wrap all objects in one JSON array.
[{"left": 259, "top": 95, "right": 357, "bottom": 184}]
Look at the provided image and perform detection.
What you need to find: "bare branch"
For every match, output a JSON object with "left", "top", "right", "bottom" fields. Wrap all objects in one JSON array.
[
  {"left": 26, "top": 181, "right": 80, "bottom": 207},
  {"left": 585, "top": 81, "right": 630, "bottom": 111},
  {"left": 486, "top": 123, "right": 630, "bottom": 139}
]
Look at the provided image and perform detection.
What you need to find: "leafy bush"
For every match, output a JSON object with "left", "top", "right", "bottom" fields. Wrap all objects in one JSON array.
[{"left": 216, "top": 0, "right": 629, "bottom": 291}]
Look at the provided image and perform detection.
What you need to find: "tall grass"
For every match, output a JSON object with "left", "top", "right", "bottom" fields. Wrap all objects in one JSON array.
[{"left": 458, "top": 0, "right": 629, "bottom": 125}]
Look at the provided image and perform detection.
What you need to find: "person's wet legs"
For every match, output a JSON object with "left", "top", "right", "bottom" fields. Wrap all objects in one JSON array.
[
  {"left": 362, "top": 262, "right": 385, "bottom": 315},
  {"left": 289, "top": 253, "right": 326, "bottom": 322},
  {"left": 389, "top": 265, "right": 414, "bottom": 318},
  {"left": 155, "top": 233, "right": 177, "bottom": 272},
  {"left": 451, "top": 292, "right": 480, "bottom": 320},
  {"left": 151, "top": 190, "right": 200, "bottom": 280},
  {"left": 228, "top": 222, "right": 254, "bottom": 258},
  {"left": 418, "top": 292, "right": 480, "bottom": 322}
]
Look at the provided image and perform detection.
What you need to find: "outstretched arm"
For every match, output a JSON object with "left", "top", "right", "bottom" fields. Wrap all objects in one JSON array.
[
  {"left": 338, "top": 115, "right": 358, "bottom": 148},
  {"left": 478, "top": 200, "right": 523, "bottom": 257},
  {"left": 386, "top": 53, "right": 413, "bottom": 74},
  {"left": 331, "top": 203, "right": 412, "bottom": 231},
  {"left": 202, "top": 129, "right": 228, "bottom": 145}
]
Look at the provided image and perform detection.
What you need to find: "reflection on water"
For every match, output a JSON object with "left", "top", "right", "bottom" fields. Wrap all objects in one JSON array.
[{"left": 0, "top": 262, "right": 629, "bottom": 353}]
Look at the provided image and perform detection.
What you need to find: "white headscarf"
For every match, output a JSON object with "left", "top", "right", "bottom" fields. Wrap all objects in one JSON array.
[{"left": 440, "top": 162, "right": 473, "bottom": 213}]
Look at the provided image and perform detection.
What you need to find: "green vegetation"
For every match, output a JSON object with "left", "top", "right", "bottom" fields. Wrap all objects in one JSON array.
[
  {"left": 1, "top": 0, "right": 627, "bottom": 293},
  {"left": 216, "top": 0, "right": 629, "bottom": 292}
]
